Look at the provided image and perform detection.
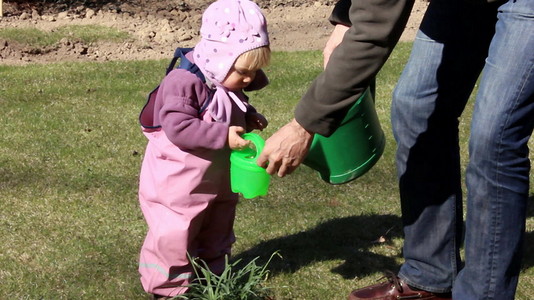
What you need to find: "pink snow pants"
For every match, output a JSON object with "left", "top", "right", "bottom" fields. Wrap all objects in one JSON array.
[{"left": 138, "top": 128, "right": 238, "bottom": 297}]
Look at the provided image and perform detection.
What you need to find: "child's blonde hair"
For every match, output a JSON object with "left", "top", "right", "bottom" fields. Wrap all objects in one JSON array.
[{"left": 237, "top": 46, "right": 271, "bottom": 71}]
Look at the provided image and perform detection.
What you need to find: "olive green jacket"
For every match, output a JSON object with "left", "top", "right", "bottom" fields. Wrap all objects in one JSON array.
[
  {"left": 294, "top": 0, "right": 414, "bottom": 136},
  {"left": 294, "top": 0, "right": 500, "bottom": 136}
]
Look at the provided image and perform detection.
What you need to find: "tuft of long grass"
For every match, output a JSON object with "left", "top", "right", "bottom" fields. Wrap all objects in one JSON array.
[{"left": 175, "top": 252, "right": 281, "bottom": 300}]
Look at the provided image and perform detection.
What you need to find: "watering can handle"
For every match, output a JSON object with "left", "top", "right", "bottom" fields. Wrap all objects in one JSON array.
[{"left": 242, "top": 133, "right": 265, "bottom": 160}]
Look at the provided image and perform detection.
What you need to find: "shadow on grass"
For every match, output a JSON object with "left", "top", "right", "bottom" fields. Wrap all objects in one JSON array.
[
  {"left": 233, "top": 214, "right": 403, "bottom": 279},
  {"left": 235, "top": 195, "right": 534, "bottom": 278}
]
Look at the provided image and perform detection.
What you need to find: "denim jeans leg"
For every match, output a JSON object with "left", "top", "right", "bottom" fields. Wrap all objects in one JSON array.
[
  {"left": 391, "top": 0, "right": 497, "bottom": 292},
  {"left": 453, "top": 1, "right": 534, "bottom": 299}
]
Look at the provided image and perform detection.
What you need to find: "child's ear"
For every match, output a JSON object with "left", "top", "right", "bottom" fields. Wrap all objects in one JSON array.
[{"left": 244, "top": 69, "right": 269, "bottom": 91}]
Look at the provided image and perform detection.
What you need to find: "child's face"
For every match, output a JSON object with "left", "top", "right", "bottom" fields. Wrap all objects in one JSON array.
[{"left": 222, "top": 55, "right": 258, "bottom": 92}]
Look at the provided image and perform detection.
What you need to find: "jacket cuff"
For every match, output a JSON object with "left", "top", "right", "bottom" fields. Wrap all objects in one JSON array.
[{"left": 328, "top": 0, "right": 352, "bottom": 26}]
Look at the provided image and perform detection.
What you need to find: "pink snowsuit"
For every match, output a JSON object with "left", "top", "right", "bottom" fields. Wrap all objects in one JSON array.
[
  {"left": 138, "top": 51, "right": 267, "bottom": 296},
  {"left": 138, "top": 0, "right": 270, "bottom": 296}
]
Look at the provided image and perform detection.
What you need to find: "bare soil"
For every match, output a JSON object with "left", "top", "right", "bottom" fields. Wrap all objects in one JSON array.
[{"left": 0, "top": 0, "right": 428, "bottom": 65}]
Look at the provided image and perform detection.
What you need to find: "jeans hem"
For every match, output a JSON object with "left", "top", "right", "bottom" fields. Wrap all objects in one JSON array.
[{"left": 398, "top": 273, "right": 452, "bottom": 294}]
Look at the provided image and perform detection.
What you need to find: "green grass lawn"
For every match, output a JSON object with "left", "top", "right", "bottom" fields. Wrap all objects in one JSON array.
[
  {"left": 0, "top": 25, "right": 131, "bottom": 47},
  {"left": 1, "top": 44, "right": 533, "bottom": 299}
]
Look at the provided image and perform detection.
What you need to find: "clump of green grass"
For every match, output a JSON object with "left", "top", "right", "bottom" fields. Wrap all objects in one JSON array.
[
  {"left": 175, "top": 252, "right": 281, "bottom": 300},
  {"left": 0, "top": 24, "right": 130, "bottom": 47}
]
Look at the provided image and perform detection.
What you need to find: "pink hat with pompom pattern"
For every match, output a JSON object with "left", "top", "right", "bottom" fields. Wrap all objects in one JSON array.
[{"left": 194, "top": 0, "right": 270, "bottom": 84}]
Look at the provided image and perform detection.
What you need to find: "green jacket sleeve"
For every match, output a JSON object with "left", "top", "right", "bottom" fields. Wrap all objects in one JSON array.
[{"left": 295, "top": 0, "right": 415, "bottom": 136}]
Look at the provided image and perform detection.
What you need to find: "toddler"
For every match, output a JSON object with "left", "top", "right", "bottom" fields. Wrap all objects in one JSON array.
[{"left": 137, "top": 0, "right": 271, "bottom": 297}]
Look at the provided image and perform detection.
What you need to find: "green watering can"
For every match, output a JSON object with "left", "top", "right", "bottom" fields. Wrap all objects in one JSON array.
[
  {"left": 303, "top": 86, "right": 385, "bottom": 184},
  {"left": 230, "top": 133, "right": 270, "bottom": 198}
]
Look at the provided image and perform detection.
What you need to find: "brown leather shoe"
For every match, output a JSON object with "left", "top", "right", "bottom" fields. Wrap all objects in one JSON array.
[{"left": 348, "top": 272, "right": 452, "bottom": 300}]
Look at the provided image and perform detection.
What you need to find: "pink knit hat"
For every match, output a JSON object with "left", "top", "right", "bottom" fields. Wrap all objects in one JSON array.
[
  {"left": 193, "top": 0, "right": 270, "bottom": 123},
  {"left": 195, "top": 0, "right": 270, "bottom": 84}
]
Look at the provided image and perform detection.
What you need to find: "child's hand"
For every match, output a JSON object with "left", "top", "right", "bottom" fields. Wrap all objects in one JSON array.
[
  {"left": 246, "top": 112, "right": 269, "bottom": 131},
  {"left": 228, "top": 126, "right": 250, "bottom": 150}
]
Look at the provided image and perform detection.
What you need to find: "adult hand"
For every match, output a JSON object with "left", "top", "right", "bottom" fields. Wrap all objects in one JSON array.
[
  {"left": 323, "top": 24, "right": 350, "bottom": 69},
  {"left": 257, "top": 118, "right": 313, "bottom": 177}
]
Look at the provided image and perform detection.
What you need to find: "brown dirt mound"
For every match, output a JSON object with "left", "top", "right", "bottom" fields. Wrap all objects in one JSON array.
[{"left": 0, "top": 0, "right": 428, "bottom": 65}]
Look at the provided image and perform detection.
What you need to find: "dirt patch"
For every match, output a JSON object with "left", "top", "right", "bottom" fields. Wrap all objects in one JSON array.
[{"left": 0, "top": 0, "right": 428, "bottom": 65}]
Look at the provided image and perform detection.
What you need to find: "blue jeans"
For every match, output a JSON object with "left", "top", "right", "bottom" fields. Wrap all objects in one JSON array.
[{"left": 391, "top": 0, "right": 534, "bottom": 299}]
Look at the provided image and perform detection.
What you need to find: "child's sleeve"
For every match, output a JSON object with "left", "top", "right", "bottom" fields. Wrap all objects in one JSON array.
[{"left": 158, "top": 70, "right": 228, "bottom": 151}]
